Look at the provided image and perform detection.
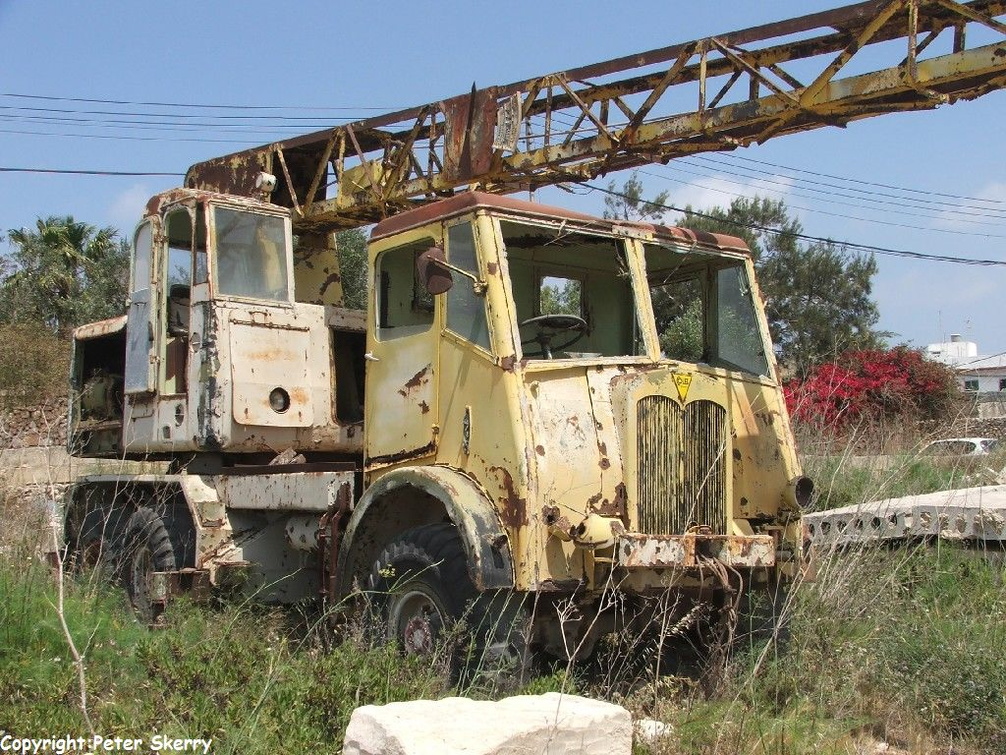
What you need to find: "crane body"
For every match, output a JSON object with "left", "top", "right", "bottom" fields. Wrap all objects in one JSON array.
[{"left": 57, "top": 0, "right": 1005, "bottom": 658}]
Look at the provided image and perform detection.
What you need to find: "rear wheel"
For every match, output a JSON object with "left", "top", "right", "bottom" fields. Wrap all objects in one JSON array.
[{"left": 117, "top": 508, "right": 176, "bottom": 625}]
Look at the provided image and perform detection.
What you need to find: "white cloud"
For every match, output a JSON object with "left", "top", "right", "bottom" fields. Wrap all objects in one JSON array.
[{"left": 107, "top": 184, "right": 151, "bottom": 234}]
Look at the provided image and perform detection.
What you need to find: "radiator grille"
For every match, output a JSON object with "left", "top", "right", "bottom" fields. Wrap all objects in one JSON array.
[{"left": 636, "top": 396, "right": 727, "bottom": 535}]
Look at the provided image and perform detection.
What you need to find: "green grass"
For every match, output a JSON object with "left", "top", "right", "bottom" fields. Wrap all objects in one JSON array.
[
  {"left": 3, "top": 452, "right": 1005, "bottom": 754},
  {"left": 803, "top": 451, "right": 1002, "bottom": 511}
]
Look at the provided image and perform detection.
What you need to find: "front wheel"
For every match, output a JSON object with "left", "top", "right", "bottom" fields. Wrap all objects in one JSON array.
[
  {"left": 368, "top": 524, "right": 475, "bottom": 656},
  {"left": 367, "top": 524, "right": 530, "bottom": 681},
  {"left": 117, "top": 508, "right": 177, "bottom": 625}
]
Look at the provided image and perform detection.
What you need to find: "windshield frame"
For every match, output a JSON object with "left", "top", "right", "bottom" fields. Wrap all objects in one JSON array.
[
  {"left": 491, "top": 214, "right": 659, "bottom": 366},
  {"left": 642, "top": 237, "right": 774, "bottom": 377}
]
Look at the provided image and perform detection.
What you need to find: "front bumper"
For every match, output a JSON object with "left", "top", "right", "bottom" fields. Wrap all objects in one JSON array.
[{"left": 616, "top": 533, "right": 776, "bottom": 569}]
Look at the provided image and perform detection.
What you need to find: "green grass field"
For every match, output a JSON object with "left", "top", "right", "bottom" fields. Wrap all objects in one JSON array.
[{"left": 2, "top": 453, "right": 1005, "bottom": 754}]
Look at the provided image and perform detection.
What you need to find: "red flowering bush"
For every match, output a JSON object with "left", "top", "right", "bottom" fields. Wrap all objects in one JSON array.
[{"left": 784, "top": 347, "right": 962, "bottom": 430}]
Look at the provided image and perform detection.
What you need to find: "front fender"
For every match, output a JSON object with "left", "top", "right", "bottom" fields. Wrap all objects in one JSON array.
[{"left": 337, "top": 465, "right": 514, "bottom": 594}]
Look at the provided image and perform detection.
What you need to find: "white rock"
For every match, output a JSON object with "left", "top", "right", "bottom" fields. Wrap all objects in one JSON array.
[
  {"left": 342, "top": 692, "right": 631, "bottom": 755},
  {"left": 635, "top": 717, "right": 673, "bottom": 744}
]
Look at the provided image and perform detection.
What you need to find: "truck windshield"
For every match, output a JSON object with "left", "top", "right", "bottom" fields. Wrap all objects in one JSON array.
[
  {"left": 213, "top": 207, "right": 290, "bottom": 301},
  {"left": 644, "top": 242, "right": 769, "bottom": 376},
  {"left": 501, "top": 219, "right": 645, "bottom": 360}
]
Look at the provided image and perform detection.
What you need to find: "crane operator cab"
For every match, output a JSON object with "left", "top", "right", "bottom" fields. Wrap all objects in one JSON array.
[{"left": 68, "top": 188, "right": 357, "bottom": 462}]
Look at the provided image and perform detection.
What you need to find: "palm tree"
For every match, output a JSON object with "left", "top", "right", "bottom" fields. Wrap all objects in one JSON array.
[{"left": 1, "top": 216, "right": 128, "bottom": 336}]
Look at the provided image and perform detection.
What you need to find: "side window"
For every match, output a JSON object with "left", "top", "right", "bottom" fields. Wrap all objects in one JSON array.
[
  {"left": 165, "top": 209, "right": 193, "bottom": 336},
  {"left": 964, "top": 379, "right": 979, "bottom": 392},
  {"left": 131, "top": 222, "right": 152, "bottom": 294},
  {"left": 445, "top": 222, "right": 490, "bottom": 352},
  {"left": 376, "top": 238, "right": 435, "bottom": 340}
]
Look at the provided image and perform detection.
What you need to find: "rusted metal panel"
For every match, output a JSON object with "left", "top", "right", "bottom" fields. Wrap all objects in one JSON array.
[
  {"left": 72, "top": 315, "right": 127, "bottom": 341},
  {"left": 442, "top": 87, "right": 499, "bottom": 182},
  {"left": 617, "top": 533, "right": 775, "bottom": 569},
  {"left": 228, "top": 317, "right": 315, "bottom": 428},
  {"left": 217, "top": 469, "right": 354, "bottom": 512}
]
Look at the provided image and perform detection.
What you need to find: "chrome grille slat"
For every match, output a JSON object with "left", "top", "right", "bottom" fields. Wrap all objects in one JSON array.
[{"left": 637, "top": 396, "right": 727, "bottom": 535}]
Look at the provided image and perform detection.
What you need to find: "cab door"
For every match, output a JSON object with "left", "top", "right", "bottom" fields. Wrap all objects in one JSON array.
[
  {"left": 124, "top": 222, "right": 157, "bottom": 395},
  {"left": 364, "top": 233, "right": 441, "bottom": 467}
]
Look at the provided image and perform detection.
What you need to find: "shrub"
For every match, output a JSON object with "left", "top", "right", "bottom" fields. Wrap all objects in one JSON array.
[
  {"left": 785, "top": 347, "right": 963, "bottom": 432},
  {"left": 0, "top": 323, "right": 70, "bottom": 409}
]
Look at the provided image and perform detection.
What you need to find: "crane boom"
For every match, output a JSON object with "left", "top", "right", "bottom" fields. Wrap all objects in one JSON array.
[{"left": 185, "top": 0, "right": 1006, "bottom": 233}]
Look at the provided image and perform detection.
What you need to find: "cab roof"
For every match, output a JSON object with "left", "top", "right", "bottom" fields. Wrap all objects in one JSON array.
[{"left": 369, "top": 191, "right": 749, "bottom": 254}]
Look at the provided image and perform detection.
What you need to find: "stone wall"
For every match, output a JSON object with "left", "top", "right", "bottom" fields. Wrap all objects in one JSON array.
[{"left": 0, "top": 398, "right": 68, "bottom": 450}]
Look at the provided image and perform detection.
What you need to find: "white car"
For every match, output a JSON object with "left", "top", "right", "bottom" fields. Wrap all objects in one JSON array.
[{"left": 922, "top": 437, "right": 1000, "bottom": 456}]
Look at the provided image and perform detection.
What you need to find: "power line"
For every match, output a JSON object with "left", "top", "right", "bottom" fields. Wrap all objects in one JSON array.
[
  {"left": 0, "top": 91, "right": 394, "bottom": 112},
  {"left": 687, "top": 155, "right": 1006, "bottom": 218},
  {"left": 586, "top": 183, "right": 1006, "bottom": 267},
  {"left": 0, "top": 167, "right": 181, "bottom": 176},
  {"left": 635, "top": 164, "right": 1006, "bottom": 238},
  {"left": 718, "top": 152, "right": 1006, "bottom": 206}
]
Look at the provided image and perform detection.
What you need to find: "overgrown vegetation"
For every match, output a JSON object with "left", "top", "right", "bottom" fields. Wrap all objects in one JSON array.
[
  {"left": 1, "top": 216, "right": 129, "bottom": 337},
  {"left": 4, "top": 447, "right": 1005, "bottom": 753},
  {"left": 0, "top": 322, "right": 70, "bottom": 409}
]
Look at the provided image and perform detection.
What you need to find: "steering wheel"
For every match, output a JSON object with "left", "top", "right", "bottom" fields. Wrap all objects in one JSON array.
[{"left": 519, "top": 314, "right": 588, "bottom": 358}]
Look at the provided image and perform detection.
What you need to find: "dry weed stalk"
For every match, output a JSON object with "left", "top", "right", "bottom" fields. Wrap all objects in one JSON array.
[{"left": 46, "top": 497, "right": 96, "bottom": 737}]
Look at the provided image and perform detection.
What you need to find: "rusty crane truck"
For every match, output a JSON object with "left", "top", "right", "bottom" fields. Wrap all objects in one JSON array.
[{"left": 59, "top": 0, "right": 1006, "bottom": 659}]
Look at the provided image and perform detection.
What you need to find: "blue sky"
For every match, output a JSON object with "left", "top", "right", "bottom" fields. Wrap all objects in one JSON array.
[{"left": 2, "top": 1, "right": 1005, "bottom": 356}]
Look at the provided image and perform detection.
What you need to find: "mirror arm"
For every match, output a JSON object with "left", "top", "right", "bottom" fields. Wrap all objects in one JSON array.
[{"left": 432, "top": 259, "right": 487, "bottom": 295}]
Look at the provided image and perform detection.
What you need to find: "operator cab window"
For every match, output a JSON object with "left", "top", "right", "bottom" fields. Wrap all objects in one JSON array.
[
  {"left": 445, "top": 222, "right": 491, "bottom": 352},
  {"left": 644, "top": 242, "right": 769, "bottom": 376},
  {"left": 501, "top": 219, "right": 643, "bottom": 360},
  {"left": 375, "top": 238, "right": 436, "bottom": 340},
  {"left": 213, "top": 208, "right": 290, "bottom": 302}
]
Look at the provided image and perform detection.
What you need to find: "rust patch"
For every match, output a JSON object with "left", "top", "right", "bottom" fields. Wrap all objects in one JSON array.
[
  {"left": 367, "top": 440, "right": 437, "bottom": 467},
  {"left": 536, "top": 579, "right": 583, "bottom": 593},
  {"left": 535, "top": 444, "right": 545, "bottom": 456},
  {"left": 594, "top": 482, "right": 627, "bottom": 518},
  {"left": 500, "top": 355, "right": 517, "bottom": 372},
  {"left": 487, "top": 261, "right": 498, "bottom": 275},
  {"left": 397, "top": 365, "right": 431, "bottom": 397},
  {"left": 319, "top": 271, "right": 342, "bottom": 295},
  {"left": 418, "top": 400, "right": 430, "bottom": 414},
  {"left": 599, "top": 457, "right": 611, "bottom": 470},
  {"left": 490, "top": 465, "right": 528, "bottom": 529}
]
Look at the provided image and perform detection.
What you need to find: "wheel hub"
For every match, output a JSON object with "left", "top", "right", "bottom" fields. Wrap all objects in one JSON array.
[
  {"left": 403, "top": 615, "right": 434, "bottom": 653},
  {"left": 392, "top": 588, "right": 444, "bottom": 654}
]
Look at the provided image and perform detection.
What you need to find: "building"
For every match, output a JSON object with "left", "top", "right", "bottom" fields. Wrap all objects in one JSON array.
[{"left": 926, "top": 335, "right": 1006, "bottom": 418}]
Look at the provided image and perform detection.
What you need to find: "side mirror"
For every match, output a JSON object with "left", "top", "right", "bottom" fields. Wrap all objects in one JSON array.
[{"left": 416, "top": 245, "right": 454, "bottom": 295}]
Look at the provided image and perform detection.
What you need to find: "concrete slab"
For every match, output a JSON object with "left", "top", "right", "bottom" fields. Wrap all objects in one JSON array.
[{"left": 803, "top": 485, "right": 1006, "bottom": 546}]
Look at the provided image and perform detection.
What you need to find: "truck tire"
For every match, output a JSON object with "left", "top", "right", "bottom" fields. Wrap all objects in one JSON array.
[
  {"left": 118, "top": 508, "right": 176, "bottom": 625},
  {"left": 368, "top": 523, "right": 531, "bottom": 682},
  {"left": 368, "top": 523, "right": 476, "bottom": 656},
  {"left": 67, "top": 509, "right": 113, "bottom": 574}
]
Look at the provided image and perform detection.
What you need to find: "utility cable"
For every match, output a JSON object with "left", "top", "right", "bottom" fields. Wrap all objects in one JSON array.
[{"left": 586, "top": 183, "right": 1006, "bottom": 267}]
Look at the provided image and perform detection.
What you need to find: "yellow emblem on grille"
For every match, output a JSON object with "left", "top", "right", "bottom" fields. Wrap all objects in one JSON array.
[{"left": 672, "top": 373, "right": 692, "bottom": 403}]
